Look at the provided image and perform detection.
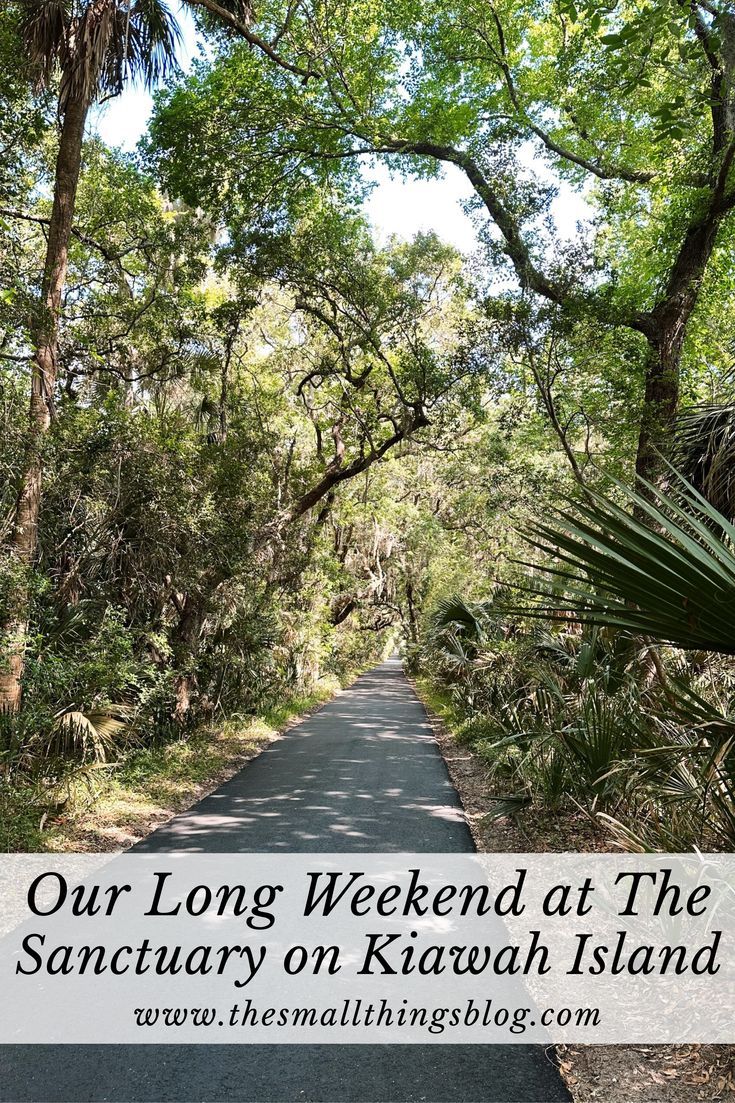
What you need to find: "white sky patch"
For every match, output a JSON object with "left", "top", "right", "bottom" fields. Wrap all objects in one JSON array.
[
  {"left": 87, "top": 14, "right": 592, "bottom": 253},
  {"left": 90, "top": 2, "right": 201, "bottom": 151},
  {"left": 363, "top": 161, "right": 478, "bottom": 252}
]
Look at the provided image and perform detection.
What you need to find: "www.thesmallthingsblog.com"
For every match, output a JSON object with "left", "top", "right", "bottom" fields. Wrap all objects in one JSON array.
[{"left": 132, "top": 997, "right": 602, "bottom": 1036}]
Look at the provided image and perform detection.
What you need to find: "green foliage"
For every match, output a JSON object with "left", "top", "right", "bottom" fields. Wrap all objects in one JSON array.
[
  {"left": 5, "top": 0, "right": 735, "bottom": 860},
  {"left": 522, "top": 471, "right": 735, "bottom": 652},
  {"left": 677, "top": 400, "right": 735, "bottom": 520},
  {"left": 0, "top": 129, "right": 429, "bottom": 837},
  {"left": 418, "top": 462, "right": 735, "bottom": 852},
  {"left": 420, "top": 610, "right": 735, "bottom": 849}
]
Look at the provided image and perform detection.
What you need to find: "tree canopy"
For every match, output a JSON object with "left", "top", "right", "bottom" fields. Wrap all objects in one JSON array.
[{"left": 4, "top": 0, "right": 735, "bottom": 857}]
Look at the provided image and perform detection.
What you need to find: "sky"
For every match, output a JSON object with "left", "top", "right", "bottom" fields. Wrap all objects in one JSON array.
[{"left": 91, "top": 6, "right": 588, "bottom": 255}]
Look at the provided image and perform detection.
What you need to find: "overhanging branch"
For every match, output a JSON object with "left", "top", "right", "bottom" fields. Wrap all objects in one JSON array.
[
  {"left": 184, "top": 0, "right": 321, "bottom": 80},
  {"left": 286, "top": 411, "right": 428, "bottom": 521}
]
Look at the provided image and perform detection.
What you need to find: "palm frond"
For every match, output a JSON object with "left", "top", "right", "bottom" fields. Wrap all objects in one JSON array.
[
  {"left": 596, "top": 811, "right": 692, "bottom": 853},
  {"left": 429, "top": 595, "right": 493, "bottom": 641},
  {"left": 676, "top": 402, "right": 735, "bottom": 520},
  {"left": 46, "top": 703, "right": 133, "bottom": 763},
  {"left": 482, "top": 794, "right": 532, "bottom": 821},
  {"left": 17, "top": 0, "right": 72, "bottom": 88},
  {"left": 105, "top": 0, "right": 181, "bottom": 95},
  {"left": 519, "top": 469, "right": 735, "bottom": 654},
  {"left": 19, "top": 0, "right": 181, "bottom": 108}
]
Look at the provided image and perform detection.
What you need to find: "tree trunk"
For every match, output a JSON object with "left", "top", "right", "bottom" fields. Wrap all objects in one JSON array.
[
  {"left": 405, "top": 580, "right": 419, "bottom": 644},
  {"left": 171, "top": 594, "right": 204, "bottom": 723},
  {"left": 634, "top": 333, "right": 682, "bottom": 490},
  {"left": 287, "top": 413, "right": 429, "bottom": 521},
  {"left": 634, "top": 210, "right": 724, "bottom": 491},
  {"left": 0, "top": 93, "right": 89, "bottom": 713},
  {"left": 173, "top": 671, "right": 198, "bottom": 723}
]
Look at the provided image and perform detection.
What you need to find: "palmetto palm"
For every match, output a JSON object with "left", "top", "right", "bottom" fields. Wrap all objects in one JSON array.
[
  {"left": 1, "top": 0, "right": 182, "bottom": 713},
  {"left": 676, "top": 400, "right": 735, "bottom": 522},
  {"left": 20, "top": 0, "right": 182, "bottom": 109},
  {"left": 520, "top": 469, "right": 735, "bottom": 654}
]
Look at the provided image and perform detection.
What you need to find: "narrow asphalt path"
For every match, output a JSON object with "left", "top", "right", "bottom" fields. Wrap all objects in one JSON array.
[
  {"left": 1, "top": 658, "right": 569, "bottom": 1103},
  {"left": 136, "top": 656, "right": 471, "bottom": 853}
]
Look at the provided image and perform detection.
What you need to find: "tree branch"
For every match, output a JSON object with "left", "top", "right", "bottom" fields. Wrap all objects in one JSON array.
[
  {"left": 380, "top": 138, "right": 652, "bottom": 333},
  {"left": 0, "top": 206, "right": 118, "bottom": 260},
  {"left": 184, "top": 0, "right": 321, "bottom": 80},
  {"left": 286, "top": 411, "right": 428, "bottom": 520},
  {"left": 485, "top": 4, "right": 655, "bottom": 184}
]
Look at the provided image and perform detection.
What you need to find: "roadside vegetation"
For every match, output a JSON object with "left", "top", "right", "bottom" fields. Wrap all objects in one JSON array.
[
  {"left": 410, "top": 460, "right": 735, "bottom": 853},
  {"left": 0, "top": 677, "right": 347, "bottom": 852},
  {"left": 4, "top": 0, "right": 735, "bottom": 876}
]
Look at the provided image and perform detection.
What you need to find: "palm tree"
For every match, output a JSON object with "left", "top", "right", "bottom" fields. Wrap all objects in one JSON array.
[
  {"left": 0, "top": 0, "right": 182, "bottom": 712},
  {"left": 520, "top": 470, "right": 735, "bottom": 653},
  {"left": 676, "top": 400, "right": 735, "bottom": 522}
]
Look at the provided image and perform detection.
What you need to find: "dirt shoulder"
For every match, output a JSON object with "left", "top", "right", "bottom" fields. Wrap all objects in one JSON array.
[{"left": 411, "top": 674, "right": 735, "bottom": 1103}]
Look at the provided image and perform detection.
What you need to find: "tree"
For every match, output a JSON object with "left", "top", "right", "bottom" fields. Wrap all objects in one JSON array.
[
  {"left": 520, "top": 470, "right": 735, "bottom": 654},
  {"left": 148, "top": 0, "right": 735, "bottom": 497},
  {"left": 1, "top": 0, "right": 294, "bottom": 711},
  {"left": 0, "top": 0, "right": 183, "bottom": 711},
  {"left": 242, "top": 208, "right": 479, "bottom": 523}
]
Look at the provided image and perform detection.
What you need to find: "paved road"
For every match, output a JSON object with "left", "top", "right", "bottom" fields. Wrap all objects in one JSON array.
[
  {"left": 136, "top": 655, "right": 471, "bottom": 853},
  {"left": 1, "top": 658, "right": 569, "bottom": 1102}
]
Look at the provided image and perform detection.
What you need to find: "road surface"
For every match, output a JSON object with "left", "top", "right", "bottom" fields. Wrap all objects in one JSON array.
[{"left": 1, "top": 658, "right": 569, "bottom": 1102}]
